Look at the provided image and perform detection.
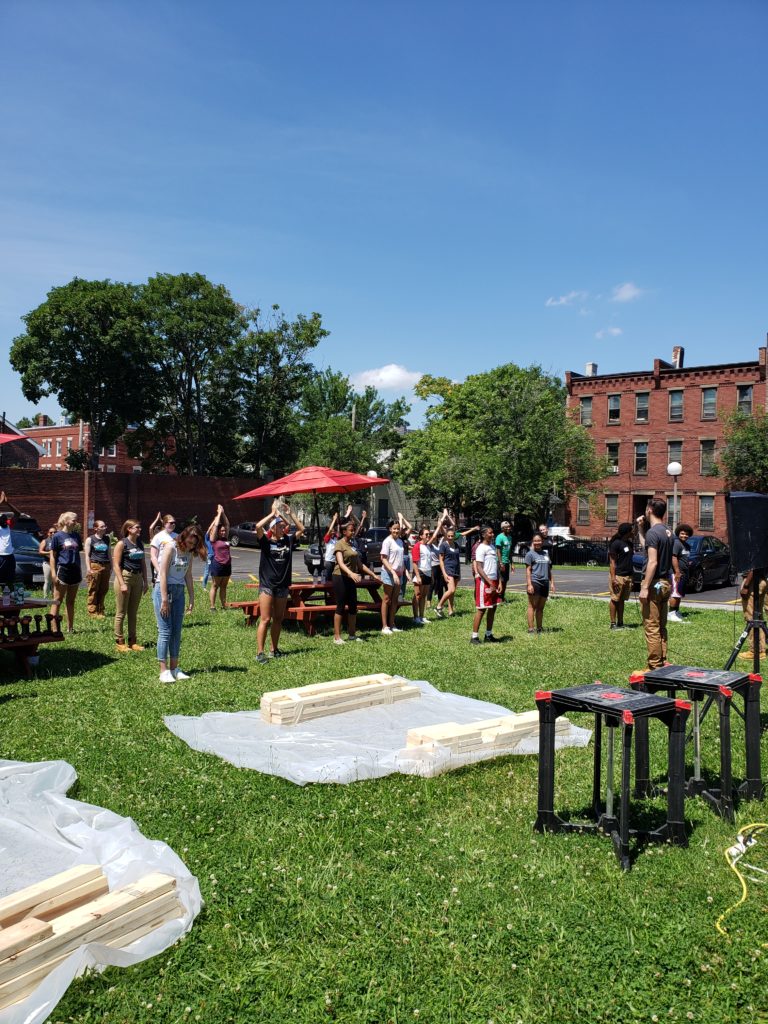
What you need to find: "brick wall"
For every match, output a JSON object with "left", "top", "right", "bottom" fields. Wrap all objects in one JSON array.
[{"left": 0, "top": 468, "right": 267, "bottom": 534}]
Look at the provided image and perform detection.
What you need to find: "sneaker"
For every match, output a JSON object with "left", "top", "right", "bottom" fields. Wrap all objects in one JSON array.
[
  {"left": 485, "top": 634, "right": 501, "bottom": 643},
  {"left": 610, "top": 623, "right": 619, "bottom": 631},
  {"left": 667, "top": 611, "right": 682, "bottom": 623},
  {"left": 381, "top": 627, "right": 393, "bottom": 635},
  {"left": 130, "top": 643, "right": 146, "bottom": 652},
  {"left": 256, "top": 652, "right": 269, "bottom": 665},
  {"left": 349, "top": 635, "right": 364, "bottom": 642},
  {"left": 115, "top": 642, "right": 131, "bottom": 653},
  {"left": 420, "top": 617, "right": 431, "bottom": 625},
  {"left": 434, "top": 608, "right": 445, "bottom": 619},
  {"left": 527, "top": 628, "right": 536, "bottom": 635},
  {"left": 333, "top": 638, "right": 346, "bottom": 646},
  {"left": 159, "top": 670, "right": 176, "bottom": 684},
  {"left": 470, "top": 636, "right": 481, "bottom": 645},
  {"left": 270, "top": 649, "right": 286, "bottom": 658},
  {"left": 173, "top": 669, "right": 190, "bottom": 680},
  {"left": 390, "top": 627, "right": 403, "bottom": 633}
]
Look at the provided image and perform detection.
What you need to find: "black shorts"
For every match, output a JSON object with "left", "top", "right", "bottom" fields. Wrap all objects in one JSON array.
[
  {"left": 332, "top": 573, "right": 358, "bottom": 615},
  {"left": 210, "top": 561, "right": 232, "bottom": 578},
  {"left": 57, "top": 565, "right": 82, "bottom": 586},
  {"left": 0, "top": 554, "right": 15, "bottom": 587},
  {"left": 532, "top": 581, "right": 549, "bottom": 599},
  {"left": 499, "top": 564, "right": 510, "bottom": 582}
]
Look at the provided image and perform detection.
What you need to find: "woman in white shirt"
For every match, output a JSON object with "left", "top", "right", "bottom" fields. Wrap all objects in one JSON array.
[{"left": 379, "top": 519, "right": 405, "bottom": 635}]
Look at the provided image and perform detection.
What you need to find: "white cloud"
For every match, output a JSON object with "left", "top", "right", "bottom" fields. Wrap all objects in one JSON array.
[
  {"left": 351, "top": 364, "right": 423, "bottom": 391},
  {"left": 595, "top": 327, "right": 623, "bottom": 340},
  {"left": 611, "top": 282, "right": 643, "bottom": 303},
  {"left": 545, "top": 290, "right": 588, "bottom": 308}
]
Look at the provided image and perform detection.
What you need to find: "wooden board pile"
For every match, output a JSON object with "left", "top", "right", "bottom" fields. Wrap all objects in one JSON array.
[
  {"left": 0, "top": 865, "right": 183, "bottom": 1009},
  {"left": 406, "top": 711, "right": 570, "bottom": 755},
  {"left": 261, "top": 673, "right": 421, "bottom": 725}
]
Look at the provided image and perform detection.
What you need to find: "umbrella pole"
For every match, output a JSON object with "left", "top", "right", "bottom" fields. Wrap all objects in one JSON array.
[{"left": 313, "top": 492, "right": 320, "bottom": 547}]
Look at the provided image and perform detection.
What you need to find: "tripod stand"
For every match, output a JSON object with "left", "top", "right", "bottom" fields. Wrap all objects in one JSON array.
[{"left": 724, "top": 569, "right": 768, "bottom": 674}]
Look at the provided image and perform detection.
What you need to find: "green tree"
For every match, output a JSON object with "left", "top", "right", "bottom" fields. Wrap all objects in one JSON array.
[
  {"left": 718, "top": 409, "right": 768, "bottom": 492},
  {"left": 65, "top": 448, "right": 91, "bottom": 471},
  {"left": 130, "top": 272, "right": 246, "bottom": 475},
  {"left": 10, "top": 278, "right": 150, "bottom": 470},
  {"left": 397, "top": 364, "right": 607, "bottom": 521},
  {"left": 232, "top": 306, "right": 328, "bottom": 477}
]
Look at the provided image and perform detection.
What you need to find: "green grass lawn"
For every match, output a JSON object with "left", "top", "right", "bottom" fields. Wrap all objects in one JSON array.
[{"left": 1, "top": 585, "right": 767, "bottom": 1024}]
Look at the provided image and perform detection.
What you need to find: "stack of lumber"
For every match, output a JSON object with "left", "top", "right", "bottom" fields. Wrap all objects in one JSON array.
[
  {"left": 261, "top": 673, "right": 420, "bottom": 725},
  {"left": 406, "top": 711, "right": 570, "bottom": 755},
  {"left": 0, "top": 865, "right": 183, "bottom": 1009}
]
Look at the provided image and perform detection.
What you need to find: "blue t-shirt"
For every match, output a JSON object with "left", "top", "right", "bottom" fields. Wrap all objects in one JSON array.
[
  {"left": 52, "top": 531, "right": 82, "bottom": 569},
  {"left": 439, "top": 540, "right": 461, "bottom": 578}
]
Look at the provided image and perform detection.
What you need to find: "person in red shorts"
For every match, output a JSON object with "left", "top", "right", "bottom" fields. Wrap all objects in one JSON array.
[{"left": 471, "top": 527, "right": 501, "bottom": 644}]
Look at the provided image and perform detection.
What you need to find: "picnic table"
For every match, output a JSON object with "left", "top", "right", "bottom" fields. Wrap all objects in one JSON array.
[
  {"left": 0, "top": 599, "right": 64, "bottom": 677},
  {"left": 230, "top": 579, "right": 382, "bottom": 636}
]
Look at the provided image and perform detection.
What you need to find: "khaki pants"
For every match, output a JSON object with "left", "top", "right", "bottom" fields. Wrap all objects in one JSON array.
[
  {"left": 114, "top": 571, "right": 143, "bottom": 644},
  {"left": 87, "top": 562, "right": 111, "bottom": 615},
  {"left": 742, "top": 577, "right": 767, "bottom": 654},
  {"left": 641, "top": 579, "right": 670, "bottom": 670}
]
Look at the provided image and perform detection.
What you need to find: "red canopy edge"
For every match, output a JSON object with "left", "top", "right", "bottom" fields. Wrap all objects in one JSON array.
[{"left": 234, "top": 465, "right": 390, "bottom": 500}]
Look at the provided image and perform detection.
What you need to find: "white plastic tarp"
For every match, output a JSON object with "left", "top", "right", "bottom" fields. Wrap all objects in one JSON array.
[
  {"left": 165, "top": 677, "right": 591, "bottom": 785},
  {"left": 0, "top": 759, "right": 202, "bottom": 1024}
]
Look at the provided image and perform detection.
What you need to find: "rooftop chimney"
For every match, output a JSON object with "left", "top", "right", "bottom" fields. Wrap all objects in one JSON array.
[
  {"left": 37, "top": 413, "right": 46, "bottom": 427},
  {"left": 672, "top": 346, "right": 684, "bottom": 369},
  {"left": 585, "top": 362, "right": 598, "bottom": 377}
]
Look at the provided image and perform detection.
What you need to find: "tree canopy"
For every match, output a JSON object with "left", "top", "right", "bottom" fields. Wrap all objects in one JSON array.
[
  {"left": 397, "top": 363, "right": 607, "bottom": 521},
  {"left": 718, "top": 409, "right": 768, "bottom": 493},
  {"left": 9, "top": 278, "right": 150, "bottom": 470}
]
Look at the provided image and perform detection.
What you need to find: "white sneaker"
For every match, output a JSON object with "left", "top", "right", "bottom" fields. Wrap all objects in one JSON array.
[
  {"left": 333, "top": 638, "right": 346, "bottom": 645},
  {"left": 390, "top": 627, "right": 402, "bottom": 633},
  {"left": 381, "top": 627, "right": 393, "bottom": 635},
  {"left": 420, "top": 617, "right": 431, "bottom": 624},
  {"left": 173, "top": 669, "right": 191, "bottom": 680},
  {"left": 668, "top": 611, "right": 686, "bottom": 623},
  {"left": 349, "top": 635, "right": 364, "bottom": 642},
  {"left": 159, "top": 670, "right": 175, "bottom": 684}
]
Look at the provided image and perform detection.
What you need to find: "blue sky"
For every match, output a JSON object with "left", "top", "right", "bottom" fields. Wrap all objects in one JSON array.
[{"left": 2, "top": 0, "right": 767, "bottom": 426}]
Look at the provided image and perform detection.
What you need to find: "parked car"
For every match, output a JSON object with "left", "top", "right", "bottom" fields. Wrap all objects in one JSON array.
[
  {"left": 516, "top": 535, "right": 609, "bottom": 567},
  {"left": 631, "top": 534, "right": 737, "bottom": 591},
  {"left": 10, "top": 530, "right": 47, "bottom": 589},
  {"left": 228, "top": 522, "right": 260, "bottom": 548},
  {"left": 303, "top": 526, "right": 391, "bottom": 575},
  {"left": 303, "top": 543, "right": 324, "bottom": 576},
  {"left": 4, "top": 513, "right": 42, "bottom": 539}
]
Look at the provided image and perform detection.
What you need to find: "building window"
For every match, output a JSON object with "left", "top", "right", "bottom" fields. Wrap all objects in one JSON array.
[
  {"left": 700, "top": 440, "right": 717, "bottom": 475},
  {"left": 666, "top": 493, "right": 681, "bottom": 527},
  {"left": 699, "top": 495, "right": 715, "bottom": 531},
  {"left": 634, "top": 442, "right": 648, "bottom": 474},
  {"left": 107, "top": 444, "right": 117, "bottom": 458},
  {"left": 669, "top": 390, "right": 684, "bottom": 422},
  {"left": 737, "top": 384, "right": 753, "bottom": 415},
  {"left": 579, "top": 397, "right": 593, "bottom": 426},
  {"left": 668, "top": 440, "right": 683, "bottom": 465},
  {"left": 56, "top": 439, "right": 62, "bottom": 456},
  {"left": 132, "top": 465, "right": 143, "bottom": 473},
  {"left": 67, "top": 438, "right": 74, "bottom": 451},
  {"left": 605, "top": 494, "right": 618, "bottom": 524},
  {"left": 606, "top": 443, "right": 620, "bottom": 472},
  {"left": 701, "top": 387, "right": 717, "bottom": 420},
  {"left": 55, "top": 464, "right": 61, "bottom": 470},
  {"left": 607, "top": 394, "right": 621, "bottom": 423},
  {"left": 576, "top": 497, "right": 590, "bottom": 525},
  {"left": 635, "top": 392, "right": 649, "bottom": 423},
  {"left": 106, "top": 465, "right": 116, "bottom": 473}
]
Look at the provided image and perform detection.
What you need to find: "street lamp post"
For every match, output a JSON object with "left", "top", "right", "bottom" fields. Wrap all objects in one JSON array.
[{"left": 667, "top": 461, "right": 682, "bottom": 532}]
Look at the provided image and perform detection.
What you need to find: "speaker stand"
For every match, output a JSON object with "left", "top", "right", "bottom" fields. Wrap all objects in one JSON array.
[{"left": 724, "top": 570, "right": 767, "bottom": 675}]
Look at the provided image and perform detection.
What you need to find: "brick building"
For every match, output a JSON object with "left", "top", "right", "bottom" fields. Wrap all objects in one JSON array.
[
  {"left": 20, "top": 415, "right": 144, "bottom": 473},
  {"left": 564, "top": 344, "right": 768, "bottom": 541}
]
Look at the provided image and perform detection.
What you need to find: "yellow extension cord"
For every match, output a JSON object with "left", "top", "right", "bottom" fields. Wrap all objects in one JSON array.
[{"left": 715, "top": 822, "right": 768, "bottom": 937}]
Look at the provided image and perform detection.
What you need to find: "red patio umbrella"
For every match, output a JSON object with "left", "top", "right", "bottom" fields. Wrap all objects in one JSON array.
[
  {"left": 0, "top": 433, "right": 30, "bottom": 445},
  {"left": 234, "top": 466, "right": 390, "bottom": 544}
]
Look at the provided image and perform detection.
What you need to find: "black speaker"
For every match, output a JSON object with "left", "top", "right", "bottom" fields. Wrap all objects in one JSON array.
[{"left": 725, "top": 492, "right": 768, "bottom": 573}]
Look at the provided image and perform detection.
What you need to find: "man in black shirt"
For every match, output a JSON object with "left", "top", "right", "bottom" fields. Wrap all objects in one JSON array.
[
  {"left": 638, "top": 499, "right": 673, "bottom": 669},
  {"left": 608, "top": 522, "right": 634, "bottom": 629},
  {"left": 255, "top": 500, "right": 305, "bottom": 664}
]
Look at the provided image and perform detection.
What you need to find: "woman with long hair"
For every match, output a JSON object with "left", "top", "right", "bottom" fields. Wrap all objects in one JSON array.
[
  {"left": 332, "top": 518, "right": 380, "bottom": 644},
  {"left": 379, "top": 518, "right": 405, "bottom": 635},
  {"left": 255, "top": 500, "right": 305, "bottom": 664},
  {"left": 154, "top": 524, "right": 206, "bottom": 683},
  {"left": 525, "top": 532, "right": 553, "bottom": 634},
  {"left": 436, "top": 526, "right": 462, "bottom": 617},
  {"left": 207, "top": 505, "right": 232, "bottom": 611},
  {"left": 150, "top": 513, "right": 178, "bottom": 586},
  {"left": 113, "top": 519, "right": 148, "bottom": 652},
  {"left": 49, "top": 512, "right": 83, "bottom": 633}
]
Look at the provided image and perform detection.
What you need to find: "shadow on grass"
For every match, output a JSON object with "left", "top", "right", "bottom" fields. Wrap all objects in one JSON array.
[
  {"left": 34, "top": 649, "right": 115, "bottom": 677},
  {"left": 0, "top": 691, "right": 38, "bottom": 704}
]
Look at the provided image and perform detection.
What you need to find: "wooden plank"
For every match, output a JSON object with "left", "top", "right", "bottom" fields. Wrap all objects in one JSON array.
[
  {"left": 0, "top": 874, "right": 176, "bottom": 984},
  {"left": 0, "top": 866, "right": 104, "bottom": 928},
  {"left": 0, "top": 897, "right": 183, "bottom": 1009},
  {"left": 0, "top": 919, "right": 53, "bottom": 961},
  {"left": 31, "top": 875, "right": 110, "bottom": 922}
]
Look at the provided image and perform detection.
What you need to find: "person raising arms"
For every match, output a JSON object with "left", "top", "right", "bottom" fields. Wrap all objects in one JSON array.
[
  {"left": 207, "top": 505, "right": 232, "bottom": 611},
  {"left": 255, "top": 500, "right": 305, "bottom": 664}
]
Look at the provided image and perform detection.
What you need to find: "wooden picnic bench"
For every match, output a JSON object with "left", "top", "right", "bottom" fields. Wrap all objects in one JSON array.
[
  {"left": 230, "top": 580, "right": 382, "bottom": 636},
  {"left": 0, "top": 604, "right": 64, "bottom": 677}
]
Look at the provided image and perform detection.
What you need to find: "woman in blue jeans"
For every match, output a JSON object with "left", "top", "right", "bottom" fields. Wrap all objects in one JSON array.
[{"left": 154, "top": 524, "right": 206, "bottom": 683}]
